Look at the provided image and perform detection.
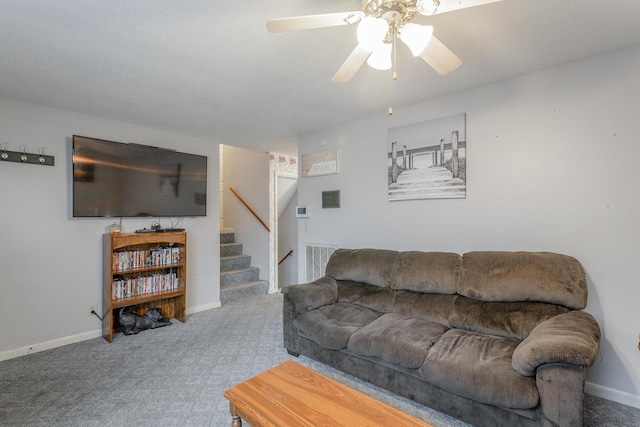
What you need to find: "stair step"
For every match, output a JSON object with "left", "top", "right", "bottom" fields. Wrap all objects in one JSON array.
[
  {"left": 220, "top": 232, "right": 235, "bottom": 244},
  {"left": 220, "top": 254, "right": 251, "bottom": 272},
  {"left": 219, "top": 231, "right": 265, "bottom": 304},
  {"left": 220, "top": 280, "right": 269, "bottom": 304},
  {"left": 220, "top": 242, "right": 243, "bottom": 257},
  {"left": 220, "top": 267, "right": 260, "bottom": 287}
]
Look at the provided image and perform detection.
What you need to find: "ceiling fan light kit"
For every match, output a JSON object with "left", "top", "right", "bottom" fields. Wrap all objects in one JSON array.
[
  {"left": 356, "top": 17, "right": 389, "bottom": 50},
  {"left": 400, "top": 23, "right": 434, "bottom": 56},
  {"left": 368, "top": 42, "right": 393, "bottom": 70},
  {"left": 267, "top": 0, "right": 502, "bottom": 82}
]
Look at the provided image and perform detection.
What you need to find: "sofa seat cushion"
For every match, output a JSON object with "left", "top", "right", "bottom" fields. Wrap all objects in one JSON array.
[
  {"left": 419, "top": 329, "right": 539, "bottom": 409},
  {"left": 347, "top": 313, "right": 448, "bottom": 369},
  {"left": 293, "top": 303, "right": 382, "bottom": 350}
]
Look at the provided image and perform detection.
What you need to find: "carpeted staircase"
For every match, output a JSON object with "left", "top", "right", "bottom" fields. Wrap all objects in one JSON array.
[{"left": 220, "top": 231, "right": 269, "bottom": 304}]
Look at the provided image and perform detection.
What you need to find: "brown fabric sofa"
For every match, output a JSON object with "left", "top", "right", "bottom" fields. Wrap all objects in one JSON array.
[{"left": 282, "top": 249, "right": 601, "bottom": 426}]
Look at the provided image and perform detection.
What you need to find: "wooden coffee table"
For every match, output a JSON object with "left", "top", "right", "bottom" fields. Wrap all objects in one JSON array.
[{"left": 223, "top": 360, "right": 433, "bottom": 427}]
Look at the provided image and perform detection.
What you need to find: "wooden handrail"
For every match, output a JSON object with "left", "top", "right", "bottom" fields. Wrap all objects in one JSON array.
[
  {"left": 278, "top": 249, "right": 294, "bottom": 266},
  {"left": 229, "top": 187, "right": 270, "bottom": 232}
]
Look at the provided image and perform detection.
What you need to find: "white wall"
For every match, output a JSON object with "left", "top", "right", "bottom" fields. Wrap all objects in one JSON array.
[
  {"left": 0, "top": 97, "right": 220, "bottom": 359},
  {"left": 297, "top": 44, "right": 640, "bottom": 407},
  {"left": 222, "top": 145, "right": 270, "bottom": 280}
]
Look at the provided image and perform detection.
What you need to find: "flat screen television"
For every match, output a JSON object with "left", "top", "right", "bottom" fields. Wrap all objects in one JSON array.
[{"left": 72, "top": 135, "right": 207, "bottom": 218}]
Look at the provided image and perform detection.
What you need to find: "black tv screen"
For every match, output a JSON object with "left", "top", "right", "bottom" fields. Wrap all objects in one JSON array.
[{"left": 72, "top": 135, "right": 207, "bottom": 217}]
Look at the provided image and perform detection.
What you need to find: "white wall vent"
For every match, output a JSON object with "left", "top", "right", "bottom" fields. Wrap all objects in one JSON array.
[{"left": 305, "top": 243, "right": 338, "bottom": 282}]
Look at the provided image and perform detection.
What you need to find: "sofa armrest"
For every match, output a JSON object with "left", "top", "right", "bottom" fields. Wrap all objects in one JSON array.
[
  {"left": 512, "top": 310, "right": 601, "bottom": 376},
  {"left": 281, "top": 276, "right": 338, "bottom": 314}
]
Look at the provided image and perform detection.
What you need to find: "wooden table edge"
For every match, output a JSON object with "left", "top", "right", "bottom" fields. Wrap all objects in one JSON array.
[{"left": 222, "top": 361, "right": 433, "bottom": 427}]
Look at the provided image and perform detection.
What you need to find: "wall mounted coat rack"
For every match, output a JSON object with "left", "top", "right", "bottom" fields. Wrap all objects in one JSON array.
[{"left": 1, "top": 148, "right": 54, "bottom": 166}]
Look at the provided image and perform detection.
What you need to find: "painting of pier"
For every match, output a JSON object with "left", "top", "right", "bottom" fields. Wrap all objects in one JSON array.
[{"left": 388, "top": 113, "right": 466, "bottom": 201}]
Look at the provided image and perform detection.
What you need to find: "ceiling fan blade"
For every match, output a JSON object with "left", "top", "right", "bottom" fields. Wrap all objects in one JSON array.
[
  {"left": 419, "top": 35, "right": 462, "bottom": 75},
  {"left": 432, "top": 0, "right": 503, "bottom": 15},
  {"left": 332, "top": 43, "right": 373, "bottom": 83},
  {"left": 267, "top": 11, "right": 363, "bottom": 33}
]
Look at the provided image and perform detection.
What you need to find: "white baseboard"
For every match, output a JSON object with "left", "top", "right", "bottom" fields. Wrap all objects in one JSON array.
[
  {"left": 187, "top": 301, "right": 221, "bottom": 314},
  {"left": 587, "top": 381, "right": 640, "bottom": 409},
  {"left": 0, "top": 302, "right": 222, "bottom": 363},
  {"left": 0, "top": 329, "right": 102, "bottom": 363}
]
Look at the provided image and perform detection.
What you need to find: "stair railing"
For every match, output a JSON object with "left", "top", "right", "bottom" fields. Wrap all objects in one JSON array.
[
  {"left": 278, "top": 249, "right": 294, "bottom": 266},
  {"left": 229, "top": 187, "right": 270, "bottom": 232}
]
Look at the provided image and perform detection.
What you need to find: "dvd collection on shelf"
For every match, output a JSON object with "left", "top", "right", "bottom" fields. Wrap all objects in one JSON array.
[
  {"left": 112, "top": 273, "right": 180, "bottom": 299},
  {"left": 111, "top": 245, "right": 183, "bottom": 299},
  {"left": 112, "top": 246, "right": 182, "bottom": 271}
]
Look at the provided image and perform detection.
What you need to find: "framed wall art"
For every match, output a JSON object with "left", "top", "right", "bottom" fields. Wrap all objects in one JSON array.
[
  {"left": 322, "top": 190, "right": 340, "bottom": 208},
  {"left": 301, "top": 148, "right": 338, "bottom": 177},
  {"left": 388, "top": 113, "right": 466, "bottom": 201}
]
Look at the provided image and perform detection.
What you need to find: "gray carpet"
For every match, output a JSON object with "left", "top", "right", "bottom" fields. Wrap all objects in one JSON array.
[{"left": 0, "top": 293, "right": 638, "bottom": 426}]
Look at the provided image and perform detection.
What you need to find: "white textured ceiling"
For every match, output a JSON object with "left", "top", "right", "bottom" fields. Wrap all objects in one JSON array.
[{"left": 1, "top": 0, "right": 639, "bottom": 155}]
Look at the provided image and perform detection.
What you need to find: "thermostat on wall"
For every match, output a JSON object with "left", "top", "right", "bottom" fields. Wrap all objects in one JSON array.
[{"left": 296, "top": 206, "right": 309, "bottom": 218}]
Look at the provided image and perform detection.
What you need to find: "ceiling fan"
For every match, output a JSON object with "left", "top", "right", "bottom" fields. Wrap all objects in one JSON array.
[{"left": 267, "top": 0, "right": 502, "bottom": 83}]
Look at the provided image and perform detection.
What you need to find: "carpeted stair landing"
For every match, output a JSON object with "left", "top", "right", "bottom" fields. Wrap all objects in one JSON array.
[{"left": 220, "top": 231, "right": 268, "bottom": 304}]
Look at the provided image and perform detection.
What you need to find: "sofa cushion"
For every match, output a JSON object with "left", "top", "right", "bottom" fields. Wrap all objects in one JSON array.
[
  {"left": 390, "top": 251, "right": 461, "bottom": 294},
  {"left": 348, "top": 313, "right": 448, "bottom": 369},
  {"left": 337, "top": 281, "right": 402, "bottom": 314},
  {"left": 293, "top": 303, "right": 382, "bottom": 350},
  {"left": 419, "top": 329, "right": 539, "bottom": 409},
  {"left": 459, "top": 251, "right": 587, "bottom": 309},
  {"left": 450, "top": 296, "right": 569, "bottom": 340},
  {"left": 400, "top": 292, "right": 455, "bottom": 328},
  {"left": 325, "top": 248, "right": 398, "bottom": 288}
]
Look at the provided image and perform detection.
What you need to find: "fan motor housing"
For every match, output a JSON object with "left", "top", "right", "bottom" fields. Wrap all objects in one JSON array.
[{"left": 364, "top": 1, "right": 420, "bottom": 26}]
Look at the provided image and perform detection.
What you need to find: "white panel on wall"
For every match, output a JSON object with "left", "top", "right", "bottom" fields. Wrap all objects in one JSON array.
[{"left": 305, "top": 243, "right": 337, "bottom": 282}]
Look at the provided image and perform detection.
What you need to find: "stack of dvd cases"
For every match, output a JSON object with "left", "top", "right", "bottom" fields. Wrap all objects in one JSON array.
[
  {"left": 112, "top": 272, "right": 180, "bottom": 299},
  {"left": 112, "top": 246, "right": 182, "bottom": 271}
]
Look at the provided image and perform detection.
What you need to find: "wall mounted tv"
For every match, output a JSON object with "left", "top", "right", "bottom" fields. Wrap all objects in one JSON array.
[{"left": 72, "top": 135, "right": 207, "bottom": 218}]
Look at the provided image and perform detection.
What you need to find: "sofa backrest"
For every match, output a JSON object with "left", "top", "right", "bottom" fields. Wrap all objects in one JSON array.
[
  {"left": 326, "top": 249, "right": 587, "bottom": 308},
  {"left": 390, "top": 251, "right": 461, "bottom": 294},
  {"left": 459, "top": 251, "right": 588, "bottom": 310},
  {"left": 325, "top": 248, "right": 588, "bottom": 338}
]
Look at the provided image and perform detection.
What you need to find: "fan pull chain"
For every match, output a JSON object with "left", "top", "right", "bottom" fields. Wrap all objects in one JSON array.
[
  {"left": 389, "top": 71, "right": 397, "bottom": 115},
  {"left": 389, "top": 24, "right": 399, "bottom": 116}
]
